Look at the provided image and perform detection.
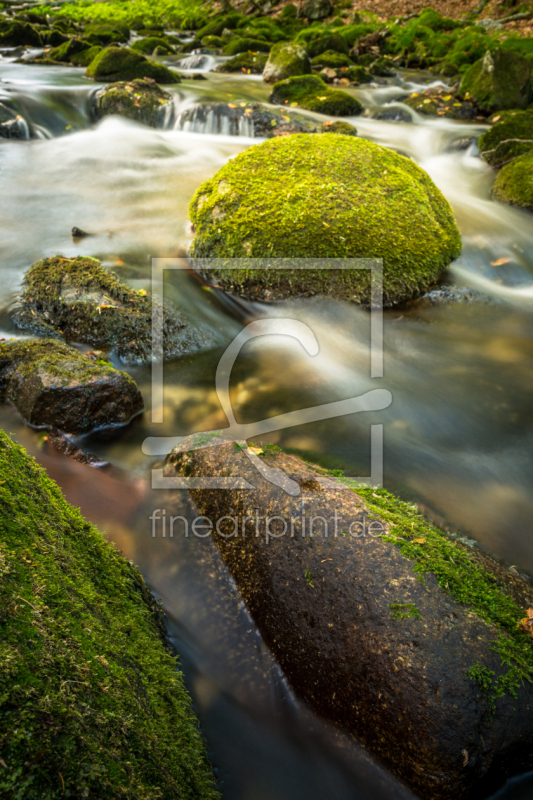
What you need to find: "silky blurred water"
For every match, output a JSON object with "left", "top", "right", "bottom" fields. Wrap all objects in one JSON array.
[{"left": 1, "top": 50, "right": 533, "bottom": 800}]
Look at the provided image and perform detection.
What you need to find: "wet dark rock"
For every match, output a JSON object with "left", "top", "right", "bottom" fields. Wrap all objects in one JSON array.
[
  {"left": 0, "top": 339, "right": 143, "bottom": 434},
  {"left": 85, "top": 47, "right": 181, "bottom": 84},
  {"left": 374, "top": 106, "right": 412, "bottom": 123},
  {"left": 0, "top": 19, "right": 41, "bottom": 47},
  {"left": 176, "top": 100, "right": 317, "bottom": 137},
  {"left": 94, "top": 78, "right": 174, "bottom": 128},
  {"left": 13, "top": 256, "right": 213, "bottom": 364},
  {"left": 71, "top": 226, "right": 92, "bottom": 238},
  {"left": 460, "top": 49, "right": 533, "bottom": 113},
  {"left": 303, "top": 0, "right": 333, "bottom": 21},
  {"left": 166, "top": 440, "right": 533, "bottom": 800},
  {"left": 447, "top": 136, "right": 478, "bottom": 152},
  {"left": 45, "top": 429, "right": 109, "bottom": 467},
  {"left": 0, "top": 102, "right": 28, "bottom": 139}
]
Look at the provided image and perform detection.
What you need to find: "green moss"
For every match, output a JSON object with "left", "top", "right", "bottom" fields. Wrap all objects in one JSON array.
[
  {"left": 222, "top": 37, "right": 271, "bottom": 56},
  {"left": 492, "top": 151, "right": 533, "bottom": 211},
  {"left": 389, "top": 602, "right": 422, "bottom": 620},
  {"left": 47, "top": 37, "right": 92, "bottom": 63},
  {"left": 311, "top": 49, "right": 354, "bottom": 68},
  {"left": 0, "top": 19, "right": 41, "bottom": 47},
  {"left": 71, "top": 45, "right": 102, "bottom": 67},
  {"left": 214, "top": 51, "right": 267, "bottom": 74},
  {"left": 131, "top": 36, "right": 175, "bottom": 55},
  {"left": 0, "top": 431, "right": 218, "bottom": 799},
  {"left": 353, "top": 485, "right": 533, "bottom": 711},
  {"left": 478, "top": 108, "right": 533, "bottom": 167},
  {"left": 269, "top": 74, "right": 363, "bottom": 116},
  {"left": 403, "top": 90, "right": 476, "bottom": 120},
  {"left": 460, "top": 48, "right": 533, "bottom": 113},
  {"left": 95, "top": 78, "right": 173, "bottom": 127},
  {"left": 304, "top": 32, "right": 349, "bottom": 58},
  {"left": 319, "top": 120, "right": 357, "bottom": 135},
  {"left": 201, "top": 35, "right": 223, "bottom": 48},
  {"left": 189, "top": 134, "right": 461, "bottom": 306},
  {"left": 343, "top": 64, "right": 372, "bottom": 83},
  {"left": 85, "top": 47, "right": 180, "bottom": 84},
  {"left": 263, "top": 41, "right": 312, "bottom": 83},
  {"left": 84, "top": 21, "right": 129, "bottom": 45}
]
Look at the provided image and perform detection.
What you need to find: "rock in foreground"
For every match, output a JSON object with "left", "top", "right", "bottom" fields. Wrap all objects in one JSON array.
[
  {"left": 94, "top": 78, "right": 174, "bottom": 127},
  {"left": 166, "top": 440, "right": 533, "bottom": 800},
  {"left": 0, "top": 431, "right": 218, "bottom": 800},
  {"left": 14, "top": 256, "right": 212, "bottom": 363},
  {"left": 189, "top": 134, "right": 461, "bottom": 306},
  {"left": 0, "top": 339, "right": 143, "bottom": 434}
]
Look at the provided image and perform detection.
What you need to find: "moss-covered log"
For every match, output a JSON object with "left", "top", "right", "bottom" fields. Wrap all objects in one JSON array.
[
  {"left": 166, "top": 440, "right": 533, "bottom": 800},
  {"left": 0, "top": 339, "right": 143, "bottom": 434},
  {"left": 14, "top": 256, "right": 213, "bottom": 364},
  {"left": 0, "top": 431, "right": 219, "bottom": 800}
]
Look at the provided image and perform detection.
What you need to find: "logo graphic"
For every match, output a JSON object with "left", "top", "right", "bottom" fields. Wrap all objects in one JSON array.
[{"left": 142, "top": 259, "right": 391, "bottom": 494}]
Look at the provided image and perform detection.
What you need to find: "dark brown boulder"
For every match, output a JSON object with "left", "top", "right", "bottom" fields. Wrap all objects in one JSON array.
[
  {"left": 0, "top": 339, "right": 143, "bottom": 434},
  {"left": 165, "top": 439, "right": 533, "bottom": 800}
]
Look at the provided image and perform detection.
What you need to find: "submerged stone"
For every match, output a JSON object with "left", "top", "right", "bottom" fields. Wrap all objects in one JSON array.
[
  {"left": 262, "top": 41, "right": 311, "bottom": 83},
  {"left": 85, "top": 47, "right": 181, "bottom": 84},
  {"left": 492, "top": 151, "right": 533, "bottom": 211},
  {"left": 0, "top": 339, "right": 143, "bottom": 434},
  {"left": 189, "top": 134, "right": 461, "bottom": 306},
  {"left": 460, "top": 49, "right": 533, "bottom": 113},
  {"left": 166, "top": 440, "right": 533, "bottom": 800},
  {"left": 269, "top": 74, "right": 363, "bottom": 116},
  {"left": 94, "top": 78, "right": 174, "bottom": 128},
  {"left": 478, "top": 109, "right": 533, "bottom": 168},
  {"left": 13, "top": 256, "right": 213, "bottom": 364},
  {"left": 0, "top": 431, "right": 219, "bottom": 798}
]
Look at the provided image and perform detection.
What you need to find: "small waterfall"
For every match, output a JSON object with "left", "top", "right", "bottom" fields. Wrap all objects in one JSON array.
[
  {"left": 175, "top": 103, "right": 255, "bottom": 137},
  {"left": 176, "top": 54, "right": 217, "bottom": 72}
]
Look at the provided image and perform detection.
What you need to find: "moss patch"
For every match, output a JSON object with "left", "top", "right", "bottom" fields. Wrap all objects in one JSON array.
[
  {"left": 189, "top": 134, "right": 461, "bottom": 306},
  {"left": 0, "top": 431, "right": 218, "bottom": 800},
  {"left": 263, "top": 41, "right": 311, "bottom": 83},
  {"left": 214, "top": 51, "right": 268, "bottom": 74},
  {"left": 311, "top": 50, "right": 354, "bottom": 68},
  {"left": 403, "top": 89, "right": 477, "bottom": 120},
  {"left": 269, "top": 74, "right": 363, "bottom": 116},
  {"left": 131, "top": 36, "right": 175, "bottom": 55},
  {"left": 460, "top": 48, "right": 533, "bottom": 113},
  {"left": 492, "top": 151, "right": 533, "bottom": 212},
  {"left": 479, "top": 108, "right": 533, "bottom": 168},
  {"left": 222, "top": 37, "right": 271, "bottom": 56},
  {"left": 85, "top": 47, "right": 181, "bottom": 84}
]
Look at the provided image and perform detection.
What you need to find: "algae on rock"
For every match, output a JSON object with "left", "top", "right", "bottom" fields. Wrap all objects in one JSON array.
[
  {"left": 14, "top": 256, "right": 213, "bottom": 364},
  {"left": 0, "top": 339, "right": 143, "bottom": 434},
  {"left": 269, "top": 74, "right": 363, "bottom": 116},
  {"left": 189, "top": 134, "right": 461, "bottom": 306},
  {"left": 0, "top": 431, "right": 219, "bottom": 800}
]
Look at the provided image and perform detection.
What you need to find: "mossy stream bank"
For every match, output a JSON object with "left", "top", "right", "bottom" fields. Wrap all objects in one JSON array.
[{"left": 0, "top": 431, "right": 219, "bottom": 800}]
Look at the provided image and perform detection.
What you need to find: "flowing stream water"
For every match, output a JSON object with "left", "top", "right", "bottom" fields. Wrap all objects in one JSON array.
[{"left": 2, "top": 43, "right": 533, "bottom": 800}]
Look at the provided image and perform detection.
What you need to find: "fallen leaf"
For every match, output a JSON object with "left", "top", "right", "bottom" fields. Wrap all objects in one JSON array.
[
  {"left": 413, "top": 538, "right": 426, "bottom": 544},
  {"left": 492, "top": 114, "right": 501, "bottom": 122},
  {"left": 490, "top": 258, "right": 511, "bottom": 266},
  {"left": 227, "top": 103, "right": 237, "bottom": 108}
]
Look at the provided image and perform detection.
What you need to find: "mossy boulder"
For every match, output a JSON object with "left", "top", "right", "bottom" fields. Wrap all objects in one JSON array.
[
  {"left": 319, "top": 119, "right": 357, "bottom": 135},
  {"left": 262, "top": 41, "right": 311, "bottom": 84},
  {"left": 0, "top": 19, "right": 41, "bottom": 47},
  {"left": 403, "top": 89, "right": 477, "bottom": 120},
  {"left": 343, "top": 64, "right": 372, "bottom": 84},
  {"left": 166, "top": 440, "right": 533, "bottom": 800},
  {"left": 43, "top": 37, "right": 93, "bottom": 65},
  {"left": 269, "top": 75, "right": 363, "bottom": 116},
  {"left": 460, "top": 49, "right": 533, "bottom": 113},
  {"left": 307, "top": 32, "right": 349, "bottom": 58},
  {"left": 311, "top": 49, "right": 353, "bottom": 69},
  {"left": 94, "top": 78, "right": 174, "bottom": 128},
  {"left": 188, "top": 134, "right": 461, "bottom": 306},
  {"left": 39, "top": 28, "right": 69, "bottom": 47},
  {"left": 0, "top": 340, "right": 143, "bottom": 434},
  {"left": 131, "top": 35, "right": 175, "bottom": 55},
  {"left": 214, "top": 51, "right": 268, "bottom": 74},
  {"left": 0, "top": 431, "right": 219, "bottom": 799},
  {"left": 85, "top": 47, "right": 181, "bottom": 84},
  {"left": 13, "top": 256, "right": 212, "bottom": 364},
  {"left": 83, "top": 21, "right": 129, "bottom": 46},
  {"left": 71, "top": 45, "right": 102, "bottom": 67},
  {"left": 222, "top": 37, "right": 271, "bottom": 56},
  {"left": 201, "top": 35, "right": 224, "bottom": 48},
  {"left": 478, "top": 109, "right": 533, "bottom": 168},
  {"left": 492, "top": 152, "right": 533, "bottom": 211}
]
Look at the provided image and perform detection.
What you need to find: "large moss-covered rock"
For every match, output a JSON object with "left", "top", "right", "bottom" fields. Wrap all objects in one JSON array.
[
  {"left": 478, "top": 109, "right": 533, "bottom": 168},
  {"left": 0, "top": 19, "right": 41, "bottom": 47},
  {"left": 311, "top": 49, "right": 354, "bottom": 69},
  {"left": 94, "top": 78, "right": 174, "bottom": 128},
  {"left": 213, "top": 51, "right": 268, "bottom": 74},
  {"left": 269, "top": 74, "right": 363, "bottom": 116},
  {"left": 84, "top": 21, "right": 129, "bottom": 46},
  {"left": 85, "top": 47, "right": 181, "bottom": 84},
  {"left": 222, "top": 37, "right": 271, "bottom": 56},
  {"left": 165, "top": 440, "right": 533, "bottom": 800},
  {"left": 0, "top": 340, "right": 143, "bottom": 434},
  {"left": 492, "top": 152, "right": 533, "bottom": 211},
  {"left": 13, "top": 256, "right": 212, "bottom": 364},
  {"left": 189, "top": 134, "right": 461, "bottom": 306},
  {"left": 460, "top": 49, "right": 533, "bottom": 113},
  {"left": 263, "top": 41, "right": 311, "bottom": 84},
  {"left": 0, "top": 431, "right": 218, "bottom": 800},
  {"left": 131, "top": 35, "right": 175, "bottom": 55}
]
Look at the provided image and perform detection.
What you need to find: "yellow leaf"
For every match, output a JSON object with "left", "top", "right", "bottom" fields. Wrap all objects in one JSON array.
[
  {"left": 317, "top": 96, "right": 328, "bottom": 100},
  {"left": 492, "top": 114, "right": 501, "bottom": 122},
  {"left": 227, "top": 103, "right": 237, "bottom": 108},
  {"left": 413, "top": 538, "right": 426, "bottom": 544},
  {"left": 490, "top": 257, "right": 511, "bottom": 266},
  {"left": 138, "top": 289, "right": 147, "bottom": 296}
]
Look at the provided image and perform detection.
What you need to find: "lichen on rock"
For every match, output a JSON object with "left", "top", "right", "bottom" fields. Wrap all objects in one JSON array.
[
  {"left": 13, "top": 256, "right": 213, "bottom": 364},
  {"left": 0, "top": 431, "right": 219, "bottom": 799},
  {"left": 269, "top": 74, "right": 363, "bottom": 116},
  {"left": 94, "top": 78, "right": 174, "bottom": 128},
  {"left": 189, "top": 134, "right": 461, "bottom": 306},
  {"left": 0, "top": 339, "right": 143, "bottom": 434}
]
